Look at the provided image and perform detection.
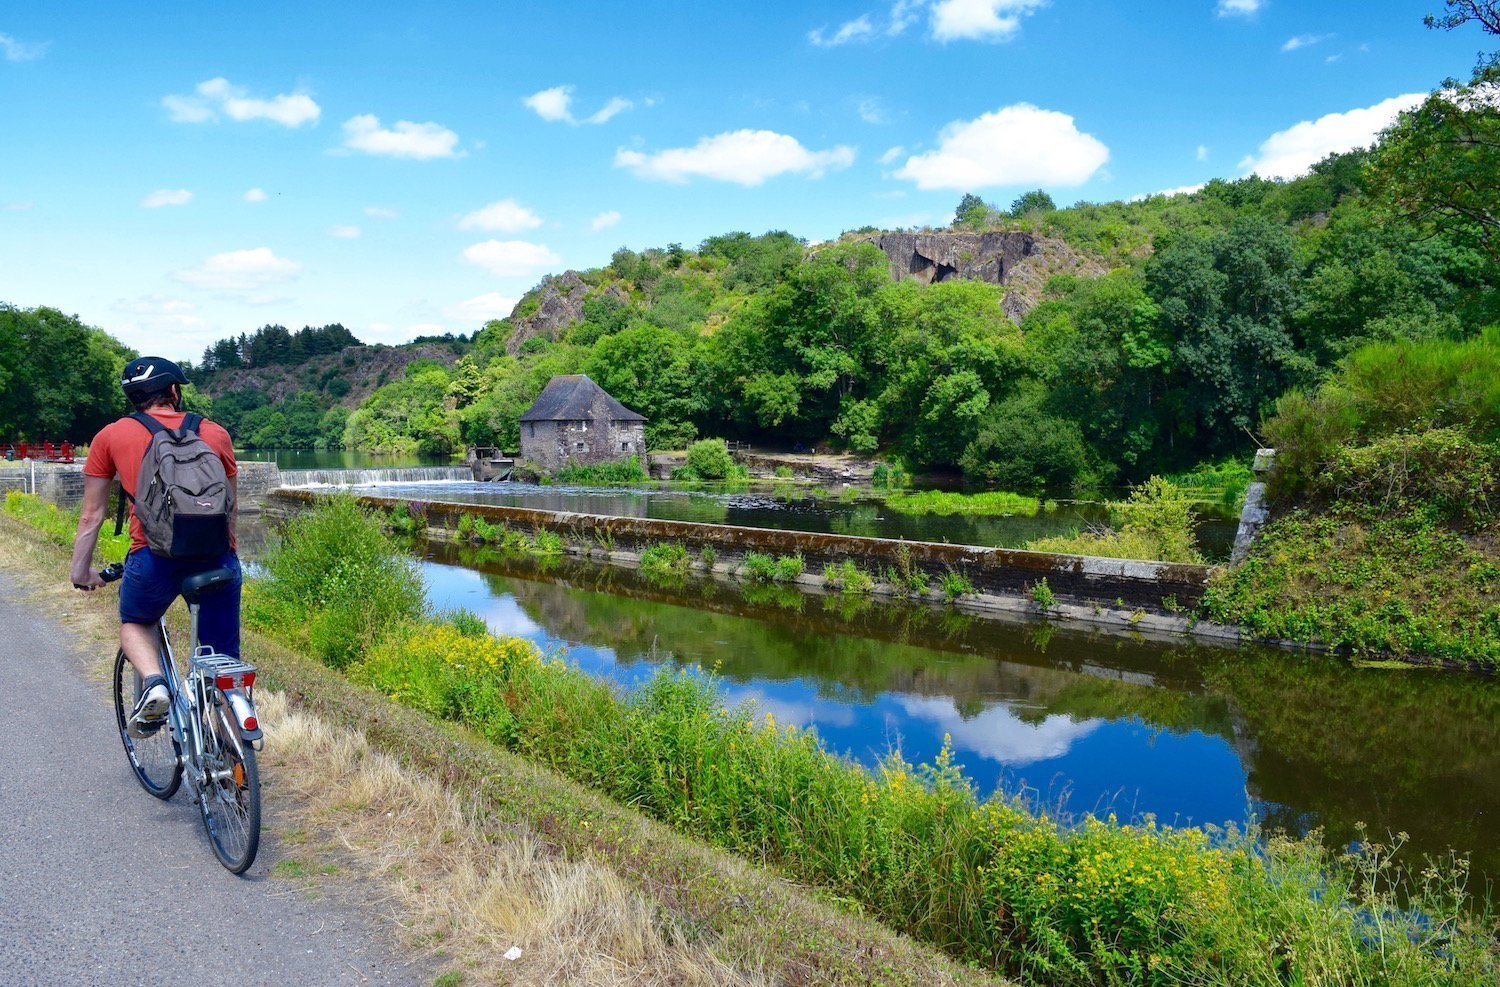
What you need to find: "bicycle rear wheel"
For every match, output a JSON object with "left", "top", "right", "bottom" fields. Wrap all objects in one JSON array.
[
  {"left": 199, "top": 692, "right": 260, "bottom": 874},
  {"left": 112, "top": 648, "right": 182, "bottom": 799}
]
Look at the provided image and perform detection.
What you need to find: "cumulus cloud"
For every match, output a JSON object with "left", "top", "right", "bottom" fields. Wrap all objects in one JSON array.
[
  {"left": 445, "top": 292, "right": 520, "bottom": 323},
  {"left": 523, "top": 85, "right": 634, "bottom": 125},
  {"left": 140, "top": 189, "right": 193, "bottom": 208},
  {"left": 173, "top": 247, "right": 301, "bottom": 291},
  {"left": 615, "top": 130, "right": 855, "bottom": 186},
  {"left": 931, "top": 0, "right": 1046, "bottom": 42},
  {"left": 1240, "top": 92, "right": 1423, "bottom": 179},
  {"left": 112, "top": 296, "right": 209, "bottom": 340},
  {"left": 341, "top": 114, "right": 461, "bottom": 159},
  {"left": 1217, "top": 0, "right": 1261, "bottom": 16},
  {"left": 808, "top": 15, "right": 875, "bottom": 46},
  {"left": 162, "top": 77, "right": 320, "bottom": 127},
  {"left": 894, "top": 103, "right": 1108, "bottom": 189},
  {"left": 329, "top": 224, "right": 361, "bottom": 238},
  {"left": 0, "top": 32, "right": 49, "bottom": 61},
  {"left": 896, "top": 695, "right": 1103, "bottom": 767},
  {"left": 461, "top": 240, "right": 562, "bottom": 277},
  {"left": 244, "top": 187, "right": 267, "bottom": 202},
  {"left": 458, "top": 198, "right": 544, "bottom": 233},
  {"left": 364, "top": 205, "right": 398, "bottom": 219},
  {"left": 1282, "top": 33, "right": 1331, "bottom": 51},
  {"left": 590, "top": 210, "right": 622, "bottom": 231}
]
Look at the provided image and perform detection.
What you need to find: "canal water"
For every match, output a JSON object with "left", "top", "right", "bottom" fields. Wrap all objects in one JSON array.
[
  {"left": 419, "top": 543, "right": 1500, "bottom": 884},
  {"left": 360, "top": 480, "right": 1241, "bottom": 560}
]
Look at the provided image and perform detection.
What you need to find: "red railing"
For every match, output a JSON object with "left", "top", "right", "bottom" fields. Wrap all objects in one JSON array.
[{"left": 2, "top": 440, "right": 75, "bottom": 463}]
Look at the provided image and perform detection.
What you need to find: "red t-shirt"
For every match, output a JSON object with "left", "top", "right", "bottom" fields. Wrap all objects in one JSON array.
[{"left": 83, "top": 411, "right": 239, "bottom": 553}]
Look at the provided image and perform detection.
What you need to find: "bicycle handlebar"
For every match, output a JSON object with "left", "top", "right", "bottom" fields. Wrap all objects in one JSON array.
[{"left": 74, "top": 562, "right": 124, "bottom": 590}]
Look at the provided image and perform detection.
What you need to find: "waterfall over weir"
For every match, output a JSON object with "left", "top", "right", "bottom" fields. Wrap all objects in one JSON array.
[{"left": 278, "top": 466, "right": 473, "bottom": 488}]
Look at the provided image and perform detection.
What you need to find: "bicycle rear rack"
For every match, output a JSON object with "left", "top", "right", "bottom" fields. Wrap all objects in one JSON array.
[{"left": 190, "top": 648, "right": 257, "bottom": 691}]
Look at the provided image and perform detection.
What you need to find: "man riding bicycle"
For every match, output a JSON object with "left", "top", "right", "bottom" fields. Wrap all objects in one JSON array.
[{"left": 70, "top": 357, "right": 240, "bottom": 738}]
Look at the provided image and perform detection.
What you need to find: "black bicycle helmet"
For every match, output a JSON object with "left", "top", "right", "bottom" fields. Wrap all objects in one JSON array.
[{"left": 121, "top": 356, "right": 189, "bottom": 401}]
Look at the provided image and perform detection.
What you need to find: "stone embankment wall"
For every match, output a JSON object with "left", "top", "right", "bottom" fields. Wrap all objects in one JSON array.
[
  {"left": 7, "top": 460, "right": 281, "bottom": 512},
  {"left": 268, "top": 489, "right": 1213, "bottom": 611}
]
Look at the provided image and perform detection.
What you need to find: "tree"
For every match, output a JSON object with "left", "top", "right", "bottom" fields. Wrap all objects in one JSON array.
[
  {"left": 1008, "top": 189, "right": 1056, "bottom": 216},
  {"left": 0, "top": 305, "right": 133, "bottom": 441},
  {"left": 1368, "top": 61, "right": 1500, "bottom": 263},
  {"left": 1425, "top": 0, "right": 1500, "bottom": 34},
  {"left": 952, "top": 193, "right": 990, "bottom": 229},
  {"left": 583, "top": 324, "right": 704, "bottom": 450}
]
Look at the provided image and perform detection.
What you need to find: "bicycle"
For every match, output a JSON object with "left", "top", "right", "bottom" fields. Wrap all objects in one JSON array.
[{"left": 99, "top": 561, "right": 264, "bottom": 874}]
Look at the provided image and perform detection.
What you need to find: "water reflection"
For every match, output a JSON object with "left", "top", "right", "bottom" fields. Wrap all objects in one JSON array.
[{"left": 419, "top": 544, "right": 1500, "bottom": 883}]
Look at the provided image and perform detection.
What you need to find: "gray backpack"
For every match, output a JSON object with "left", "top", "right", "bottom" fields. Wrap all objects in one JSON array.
[{"left": 128, "top": 412, "right": 234, "bottom": 559}]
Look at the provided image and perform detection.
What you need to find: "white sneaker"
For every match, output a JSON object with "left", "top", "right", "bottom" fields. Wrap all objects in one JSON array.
[{"left": 127, "top": 682, "right": 170, "bottom": 738}]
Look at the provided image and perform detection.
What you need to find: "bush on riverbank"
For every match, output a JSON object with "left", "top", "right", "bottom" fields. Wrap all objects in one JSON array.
[
  {"left": 1208, "top": 334, "right": 1500, "bottom": 666},
  {"left": 553, "top": 455, "right": 649, "bottom": 484},
  {"left": 1027, "top": 477, "right": 1203, "bottom": 564},
  {"left": 882, "top": 489, "right": 1041, "bottom": 516},
  {"left": 251, "top": 494, "right": 426, "bottom": 669}
]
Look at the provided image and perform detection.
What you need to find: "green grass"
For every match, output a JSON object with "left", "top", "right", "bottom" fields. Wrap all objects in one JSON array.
[
  {"left": 882, "top": 489, "right": 1040, "bottom": 517},
  {"left": 822, "top": 559, "right": 874, "bottom": 594},
  {"left": 3, "top": 492, "right": 130, "bottom": 561},
  {"left": 1163, "top": 458, "right": 1254, "bottom": 507},
  {"left": 1027, "top": 477, "right": 1203, "bottom": 564}
]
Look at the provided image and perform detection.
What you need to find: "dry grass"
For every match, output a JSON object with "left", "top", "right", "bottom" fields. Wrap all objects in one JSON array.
[{"left": 258, "top": 689, "right": 767, "bottom": 986}]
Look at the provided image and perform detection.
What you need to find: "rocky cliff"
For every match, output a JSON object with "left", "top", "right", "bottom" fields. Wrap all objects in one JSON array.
[
  {"left": 506, "top": 271, "right": 629, "bottom": 355},
  {"left": 860, "top": 231, "right": 1106, "bottom": 322}
]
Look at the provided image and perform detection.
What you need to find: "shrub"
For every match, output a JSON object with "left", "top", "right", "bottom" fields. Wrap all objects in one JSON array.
[
  {"left": 941, "top": 570, "right": 975, "bottom": 601},
  {"left": 823, "top": 559, "right": 873, "bottom": 594},
  {"left": 1030, "top": 577, "right": 1056, "bottom": 611},
  {"left": 2, "top": 492, "right": 131, "bottom": 560},
  {"left": 684, "top": 439, "right": 740, "bottom": 480},
  {"left": 773, "top": 465, "right": 794, "bottom": 479},
  {"left": 553, "top": 455, "right": 649, "bottom": 484},
  {"left": 772, "top": 553, "right": 804, "bottom": 581},
  {"left": 640, "top": 542, "right": 691, "bottom": 581},
  {"left": 740, "top": 552, "right": 778, "bottom": 582},
  {"left": 870, "top": 462, "right": 909, "bottom": 489},
  {"left": 530, "top": 530, "right": 564, "bottom": 555},
  {"left": 1028, "top": 478, "right": 1202, "bottom": 564},
  {"left": 256, "top": 495, "right": 426, "bottom": 669},
  {"left": 699, "top": 545, "right": 718, "bottom": 568}
]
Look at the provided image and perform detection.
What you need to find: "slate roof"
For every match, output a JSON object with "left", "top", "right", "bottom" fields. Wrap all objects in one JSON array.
[{"left": 519, "top": 374, "right": 647, "bottom": 423}]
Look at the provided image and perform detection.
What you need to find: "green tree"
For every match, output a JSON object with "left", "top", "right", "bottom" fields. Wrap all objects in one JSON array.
[
  {"left": 952, "top": 193, "right": 990, "bottom": 229},
  {"left": 0, "top": 305, "right": 133, "bottom": 441},
  {"left": 1009, "top": 189, "right": 1056, "bottom": 216},
  {"left": 583, "top": 324, "right": 703, "bottom": 450}
]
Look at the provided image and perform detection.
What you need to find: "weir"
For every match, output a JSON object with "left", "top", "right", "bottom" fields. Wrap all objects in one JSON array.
[{"left": 277, "top": 466, "right": 471, "bottom": 488}]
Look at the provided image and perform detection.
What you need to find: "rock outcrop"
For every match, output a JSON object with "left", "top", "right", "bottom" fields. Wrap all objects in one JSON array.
[
  {"left": 860, "top": 231, "right": 1107, "bottom": 323},
  {"left": 506, "top": 271, "right": 629, "bottom": 355}
]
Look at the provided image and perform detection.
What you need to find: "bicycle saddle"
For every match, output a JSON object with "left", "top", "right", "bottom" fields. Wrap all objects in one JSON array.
[{"left": 181, "top": 567, "right": 236, "bottom": 598}]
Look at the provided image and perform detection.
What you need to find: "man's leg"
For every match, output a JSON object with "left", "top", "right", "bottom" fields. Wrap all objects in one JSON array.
[
  {"left": 120, "top": 621, "right": 165, "bottom": 679},
  {"left": 195, "top": 554, "right": 243, "bottom": 658}
]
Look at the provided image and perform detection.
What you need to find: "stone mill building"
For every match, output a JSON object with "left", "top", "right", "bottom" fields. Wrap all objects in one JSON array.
[{"left": 519, "top": 374, "right": 648, "bottom": 473}]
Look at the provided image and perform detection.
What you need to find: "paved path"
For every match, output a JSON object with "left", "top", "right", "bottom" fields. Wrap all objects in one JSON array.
[{"left": 0, "top": 568, "right": 428, "bottom": 987}]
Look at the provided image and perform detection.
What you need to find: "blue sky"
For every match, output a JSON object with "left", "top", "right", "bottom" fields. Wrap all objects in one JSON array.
[{"left": 0, "top": 1, "right": 1486, "bottom": 359}]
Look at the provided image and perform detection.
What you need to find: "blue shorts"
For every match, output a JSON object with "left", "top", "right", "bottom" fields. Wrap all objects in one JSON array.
[{"left": 120, "top": 548, "right": 242, "bottom": 658}]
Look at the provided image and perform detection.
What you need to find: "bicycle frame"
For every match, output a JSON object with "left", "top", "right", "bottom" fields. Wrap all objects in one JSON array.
[{"left": 156, "top": 601, "right": 259, "bottom": 796}]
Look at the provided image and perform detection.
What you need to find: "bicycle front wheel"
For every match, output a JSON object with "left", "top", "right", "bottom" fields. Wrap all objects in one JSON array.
[
  {"left": 199, "top": 693, "right": 261, "bottom": 874},
  {"left": 112, "top": 648, "right": 182, "bottom": 799}
]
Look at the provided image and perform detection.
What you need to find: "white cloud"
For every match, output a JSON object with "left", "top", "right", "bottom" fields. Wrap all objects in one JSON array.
[
  {"left": 889, "top": 0, "right": 926, "bottom": 35},
  {"left": 341, "top": 114, "right": 461, "bottom": 159},
  {"left": 856, "top": 96, "right": 887, "bottom": 124},
  {"left": 523, "top": 85, "right": 634, "bottom": 125},
  {"left": 590, "top": 210, "right": 622, "bottom": 231},
  {"left": 1217, "top": 0, "right": 1261, "bottom": 16},
  {"left": 112, "top": 296, "right": 208, "bottom": 337},
  {"left": 162, "top": 77, "right": 320, "bottom": 127},
  {"left": 458, "top": 198, "right": 544, "bottom": 233},
  {"left": 809, "top": 15, "right": 875, "bottom": 47},
  {"left": 445, "top": 292, "right": 520, "bottom": 323},
  {"left": 0, "top": 32, "right": 49, "bottom": 61},
  {"left": 615, "top": 130, "right": 855, "bottom": 186},
  {"left": 894, "top": 103, "right": 1108, "bottom": 190},
  {"left": 244, "top": 187, "right": 267, "bottom": 203},
  {"left": 140, "top": 189, "right": 193, "bottom": 208},
  {"left": 1240, "top": 92, "right": 1423, "bottom": 179},
  {"left": 364, "top": 205, "right": 398, "bottom": 219},
  {"left": 173, "top": 247, "right": 301, "bottom": 291},
  {"left": 461, "top": 240, "right": 562, "bottom": 277},
  {"left": 931, "top": 0, "right": 1045, "bottom": 42},
  {"left": 1282, "top": 33, "right": 1331, "bottom": 51},
  {"left": 879, "top": 144, "right": 906, "bottom": 165},
  {"left": 2, "top": 200, "right": 33, "bottom": 211},
  {"left": 329, "top": 224, "right": 361, "bottom": 238},
  {"left": 586, "top": 97, "right": 633, "bottom": 125},
  {"left": 1129, "top": 182, "right": 1207, "bottom": 202},
  {"left": 1196, "top": 144, "right": 1210, "bottom": 161}
]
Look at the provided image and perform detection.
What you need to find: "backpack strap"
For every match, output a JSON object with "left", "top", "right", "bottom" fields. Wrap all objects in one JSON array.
[
  {"left": 129, "top": 412, "right": 166, "bottom": 436},
  {"left": 181, "top": 412, "right": 203, "bottom": 435}
]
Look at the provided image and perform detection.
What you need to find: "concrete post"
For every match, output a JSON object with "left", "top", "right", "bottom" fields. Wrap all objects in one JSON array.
[{"left": 1230, "top": 449, "right": 1276, "bottom": 565}]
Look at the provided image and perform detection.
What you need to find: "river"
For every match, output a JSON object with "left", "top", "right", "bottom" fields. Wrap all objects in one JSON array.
[{"left": 416, "top": 542, "right": 1500, "bottom": 886}]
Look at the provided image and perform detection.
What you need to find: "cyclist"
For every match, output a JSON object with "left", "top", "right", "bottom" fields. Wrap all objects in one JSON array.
[{"left": 70, "top": 357, "right": 241, "bottom": 737}]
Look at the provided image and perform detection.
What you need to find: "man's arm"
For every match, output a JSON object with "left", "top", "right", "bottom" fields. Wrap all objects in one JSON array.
[
  {"left": 230, "top": 472, "right": 238, "bottom": 539},
  {"left": 70, "top": 475, "right": 114, "bottom": 589}
]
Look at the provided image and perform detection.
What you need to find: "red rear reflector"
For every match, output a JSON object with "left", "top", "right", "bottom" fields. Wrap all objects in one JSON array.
[
  {"left": 243, "top": 716, "right": 258, "bottom": 731},
  {"left": 216, "top": 671, "right": 255, "bottom": 690}
]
